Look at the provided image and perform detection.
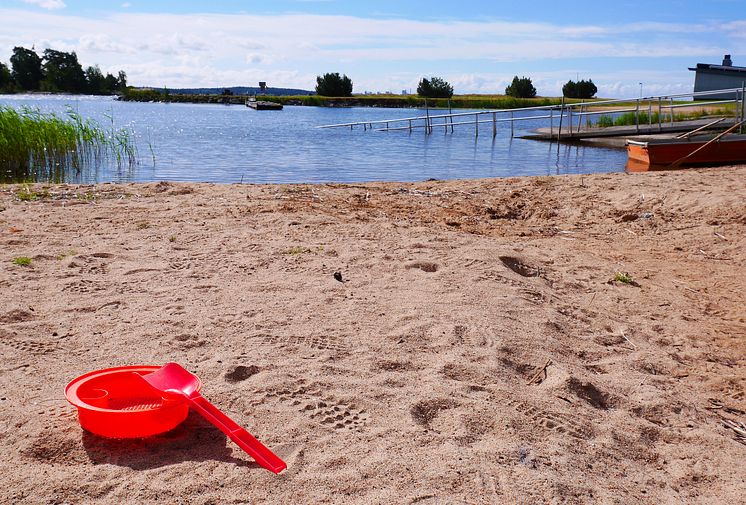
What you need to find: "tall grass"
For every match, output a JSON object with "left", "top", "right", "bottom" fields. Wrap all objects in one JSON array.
[
  {"left": 592, "top": 107, "right": 734, "bottom": 128},
  {"left": 0, "top": 106, "right": 136, "bottom": 183}
]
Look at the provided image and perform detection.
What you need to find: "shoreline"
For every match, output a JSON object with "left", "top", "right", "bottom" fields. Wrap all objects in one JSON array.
[{"left": 2, "top": 167, "right": 745, "bottom": 503}]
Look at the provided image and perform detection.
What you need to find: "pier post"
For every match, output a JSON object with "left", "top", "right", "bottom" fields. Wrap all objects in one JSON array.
[
  {"left": 635, "top": 99, "right": 640, "bottom": 133},
  {"left": 670, "top": 98, "right": 674, "bottom": 126},
  {"left": 741, "top": 83, "right": 745, "bottom": 133},
  {"left": 492, "top": 112, "right": 497, "bottom": 138},
  {"left": 510, "top": 111, "right": 514, "bottom": 138},
  {"left": 658, "top": 98, "right": 662, "bottom": 132},
  {"left": 475, "top": 113, "right": 479, "bottom": 137},
  {"left": 425, "top": 99, "right": 431, "bottom": 135}
]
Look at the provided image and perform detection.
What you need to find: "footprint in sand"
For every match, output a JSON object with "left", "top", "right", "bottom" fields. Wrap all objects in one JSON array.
[
  {"left": 0, "top": 309, "right": 35, "bottom": 324},
  {"left": 507, "top": 399, "right": 593, "bottom": 440},
  {"left": 499, "top": 256, "right": 544, "bottom": 278},
  {"left": 260, "top": 381, "right": 369, "bottom": 432},
  {"left": 170, "top": 333, "right": 206, "bottom": 349},
  {"left": 62, "top": 279, "right": 105, "bottom": 294},
  {"left": 410, "top": 398, "right": 458, "bottom": 427},
  {"left": 250, "top": 334, "right": 349, "bottom": 353},
  {"left": 224, "top": 365, "right": 260, "bottom": 383},
  {"left": 406, "top": 261, "right": 439, "bottom": 273},
  {"left": 0, "top": 334, "right": 62, "bottom": 356}
]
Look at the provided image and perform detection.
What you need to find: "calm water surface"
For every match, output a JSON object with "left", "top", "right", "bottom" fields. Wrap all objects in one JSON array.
[{"left": 1, "top": 94, "right": 626, "bottom": 184}]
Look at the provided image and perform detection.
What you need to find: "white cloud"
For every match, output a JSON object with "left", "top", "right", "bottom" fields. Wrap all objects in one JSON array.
[
  {"left": 22, "top": 0, "right": 65, "bottom": 10},
  {"left": 121, "top": 2, "right": 131, "bottom": 8},
  {"left": 0, "top": 8, "right": 742, "bottom": 95}
]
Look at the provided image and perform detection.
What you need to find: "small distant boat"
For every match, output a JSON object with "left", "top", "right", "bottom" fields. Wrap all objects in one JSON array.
[
  {"left": 626, "top": 119, "right": 746, "bottom": 170},
  {"left": 245, "top": 97, "right": 283, "bottom": 110}
]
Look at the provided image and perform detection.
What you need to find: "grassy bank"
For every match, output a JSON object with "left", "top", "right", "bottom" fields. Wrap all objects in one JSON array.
[
  {"left": 0, "top": 106, "right": 136, "bottom": 183},
  {"left": 120, "top": 88, "right": 575, "bottom": 109}
]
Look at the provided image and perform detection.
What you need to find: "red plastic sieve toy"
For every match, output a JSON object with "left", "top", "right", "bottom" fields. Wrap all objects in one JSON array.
[
  {"left": 66, "top": 363, "right": 286, "bottom": 474},
  {"left": 65, "top": 365, "right": 193, "bottom": 439}
]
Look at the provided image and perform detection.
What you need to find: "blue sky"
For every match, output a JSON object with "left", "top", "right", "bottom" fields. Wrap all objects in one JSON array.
[{"left": 1, "top": 0, "right": 744, "bottom": 97}]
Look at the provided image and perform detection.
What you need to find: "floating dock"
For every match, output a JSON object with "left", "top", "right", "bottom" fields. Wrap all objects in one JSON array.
[{"left": 246, "top": 99, "right": 283, "bottom": 110}]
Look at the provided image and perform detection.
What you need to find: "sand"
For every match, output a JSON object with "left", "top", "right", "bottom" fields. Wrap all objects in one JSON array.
[{"left": 1, "top": 167, "right": 745, "bottom": 504}]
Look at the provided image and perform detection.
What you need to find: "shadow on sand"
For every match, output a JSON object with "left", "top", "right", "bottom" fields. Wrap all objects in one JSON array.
[{"left": 80, "top": 410, "right": 259, "bottom": 470}]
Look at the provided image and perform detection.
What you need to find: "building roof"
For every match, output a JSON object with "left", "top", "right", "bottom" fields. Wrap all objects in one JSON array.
[{"left": 689, "top": 63, "right": 746, "bottom": 74}]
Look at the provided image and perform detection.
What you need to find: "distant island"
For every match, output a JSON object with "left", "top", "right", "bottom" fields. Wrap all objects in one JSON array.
[
  {"left": 143, "top": 86, "right": 313, "bottom": 96},
  {"left": 119, "top": 87, "right": 567, "bottom": 110}
]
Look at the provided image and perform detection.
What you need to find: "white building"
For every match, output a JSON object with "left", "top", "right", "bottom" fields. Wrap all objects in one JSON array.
[{"left": 689, "top": 55, "right": 746, "bottom": 99}]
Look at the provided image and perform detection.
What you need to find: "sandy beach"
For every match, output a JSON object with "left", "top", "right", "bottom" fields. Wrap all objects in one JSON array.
[{"left": 1, "top": 167, "right": 745, "bottom": 503}]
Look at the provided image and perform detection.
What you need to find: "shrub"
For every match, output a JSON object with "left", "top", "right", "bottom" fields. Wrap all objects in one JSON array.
[
  {"left": 505, "top": 76, "right": 536, "bottom": 98},
  {"left": 315, "top": 73, "right": 353, "bottom": 97},
  {"left": 563, "top": 79, "right": 597, "bottom": 99},
  {"left": 417, "top": 77, "right": 454, "bottom": 98}
]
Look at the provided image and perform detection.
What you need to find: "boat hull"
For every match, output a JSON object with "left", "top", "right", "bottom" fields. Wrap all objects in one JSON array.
[
  {"left": 246, "top": 100, "right": 283, "bottom": 110},
  {"left": 626, "top": 135, "right": 746, "bottom": 167}
]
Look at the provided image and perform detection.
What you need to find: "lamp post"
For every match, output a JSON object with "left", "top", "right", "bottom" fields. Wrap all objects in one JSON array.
[{"left": 639, "top": 82, "right": 643, "bottom": 99}]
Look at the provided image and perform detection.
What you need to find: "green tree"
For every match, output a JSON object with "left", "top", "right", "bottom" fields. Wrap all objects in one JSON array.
[
  {"left": 563, "top": 79, "right": 597, "bottom": 99},
  {"left": 0, "top": 62, "right": 13, "bottom": 92},
  {"left": 315, "top": 72, "right": 353, "bottom": 96},
  {"left": 85, "top": 65, "right": 106, "bottom": 94},
  {"left": 42, "top": 49, "right": 86, "bottom": 93},
  {"left": 505, "top": 76, "right": 536, "bottom": 98},
  {"left": 10, "top": 46, "right": 43, "bottom": 91},
  {"left": 104, "top": 73, "right": 118, "bottom": 93},
  {"left": 116, "top": 70, "right": 127, "bottom": 92},
  {"left": 416, "top": 76, "right": 454, "bottom": 98}
]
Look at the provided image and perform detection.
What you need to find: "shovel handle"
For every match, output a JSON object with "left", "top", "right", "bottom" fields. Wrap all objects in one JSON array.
[{"left": 189, "top": 394, "right": 287, "bottom": 474}]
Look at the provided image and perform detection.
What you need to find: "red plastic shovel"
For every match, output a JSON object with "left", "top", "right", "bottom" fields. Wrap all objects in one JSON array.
[{"left": 139, "top": 362, "right": 286, "bottom": 474}]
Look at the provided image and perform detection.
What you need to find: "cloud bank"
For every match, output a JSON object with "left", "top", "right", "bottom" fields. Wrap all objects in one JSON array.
[{"left": 0, "top": 8, "right": 743, "bottom": 97}]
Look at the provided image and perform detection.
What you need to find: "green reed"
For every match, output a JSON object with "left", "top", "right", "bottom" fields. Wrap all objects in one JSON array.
[
  {"left": 0, "top": 106, "right": 136, "bottom": 183},
  {"left": 593, "top": 107, "right": 735, "bottom": 128}
]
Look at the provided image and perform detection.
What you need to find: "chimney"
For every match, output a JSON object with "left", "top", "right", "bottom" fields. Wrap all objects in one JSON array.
[{"left": 722, "top": 54, "right": 732, "bottom": 66}]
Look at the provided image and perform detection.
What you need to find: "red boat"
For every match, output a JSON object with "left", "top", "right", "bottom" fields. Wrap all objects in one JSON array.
[{"left": 626, "top": 133, "right": 746, "bottom": 169}]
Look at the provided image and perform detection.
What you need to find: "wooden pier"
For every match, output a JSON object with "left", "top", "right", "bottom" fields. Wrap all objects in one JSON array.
[
  {"left": 318, "top": 87, "right": 746, "bottom": 141},
  {"left": 523, "top": 118, "right": 739, "bottom": 142}
]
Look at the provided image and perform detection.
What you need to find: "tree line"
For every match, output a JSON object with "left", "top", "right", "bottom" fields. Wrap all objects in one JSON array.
[
  {"left": 314, "top": 72, "right": 598, "bottom": 99},
  {"left": 0, "top": 46, "right": 127, "bottom": 95}
]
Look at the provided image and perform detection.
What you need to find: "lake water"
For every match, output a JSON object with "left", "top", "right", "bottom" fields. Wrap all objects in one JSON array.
[{"left": 0, "top": 94, "right": 626, "bottom": 184}]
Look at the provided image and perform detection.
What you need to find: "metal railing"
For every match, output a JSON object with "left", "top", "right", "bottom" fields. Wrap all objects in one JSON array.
[{"left": 318, "top": 86, "right": 746, "bottom": 138}]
